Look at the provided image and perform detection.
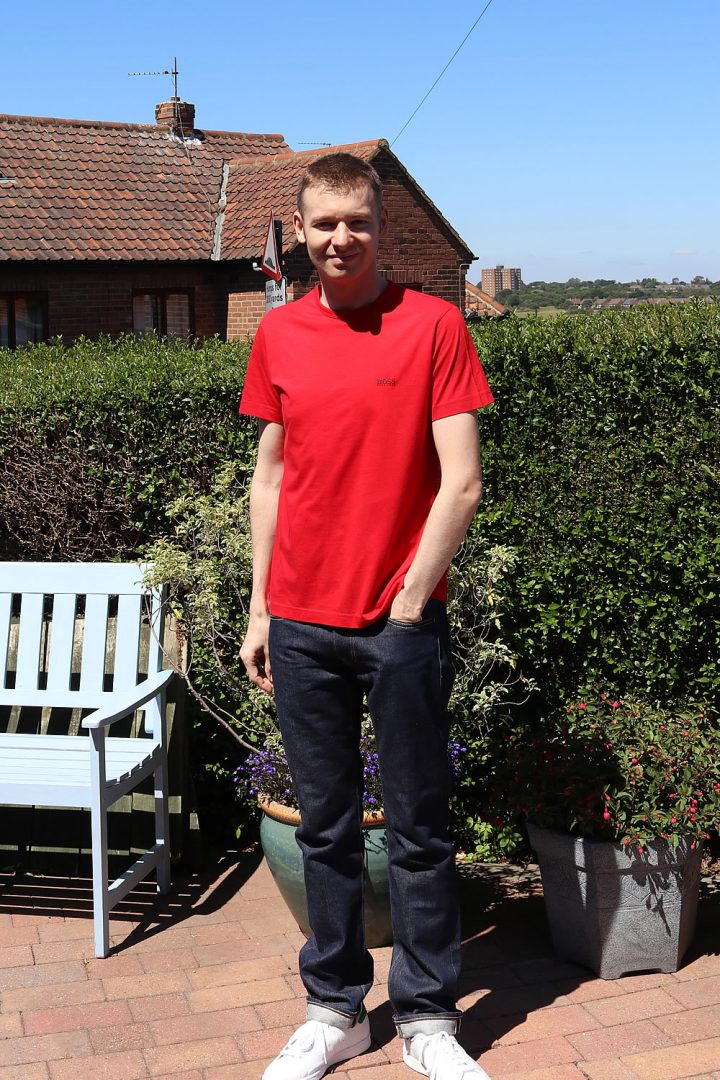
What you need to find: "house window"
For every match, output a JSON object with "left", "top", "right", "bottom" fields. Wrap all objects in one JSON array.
[
  {"left": 0, "top": 294, "right": 47, "bottom": 348},
  {"left": 132, "top": 290, "right": 193, "bottom": 338}
]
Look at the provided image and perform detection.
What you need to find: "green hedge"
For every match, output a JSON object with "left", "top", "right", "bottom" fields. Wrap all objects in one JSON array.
[
  {"left": 2, "top": 307, "right": 718, "bottom": 845},
  {"left": 0, "top": 334, "right": 253, "bottom": 561},
  {"left": 471, "top": 300, "right": 719, "bottom": 706}
]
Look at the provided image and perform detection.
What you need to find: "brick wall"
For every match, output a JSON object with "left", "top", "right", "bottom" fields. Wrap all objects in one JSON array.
[
  {"left": 226, "top": 154, "right": 472, "bottom": 338},
  {"left": 0, "top": 263, "right": 229, "bottom": 341}
]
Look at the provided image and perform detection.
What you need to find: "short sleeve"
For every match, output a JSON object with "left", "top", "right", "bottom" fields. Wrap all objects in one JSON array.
[
  {"left": 431, "top": 307, "right": 494, "bottom": 422},
  {"left": 238, "top": 322, "right": 283, "bottom": 424}
]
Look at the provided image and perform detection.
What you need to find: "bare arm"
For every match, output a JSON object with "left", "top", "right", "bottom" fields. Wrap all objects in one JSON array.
[
  {"left": 239, "top": 419, "right": 285, "bottom": 693},
  {"left": 389, "top": 411, "right": 483, "bottom": 623}
]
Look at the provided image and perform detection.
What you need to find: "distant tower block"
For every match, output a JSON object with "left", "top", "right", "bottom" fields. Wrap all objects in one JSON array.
[{"left": 481, "top": 265, "right": 521, "bottom": 297}]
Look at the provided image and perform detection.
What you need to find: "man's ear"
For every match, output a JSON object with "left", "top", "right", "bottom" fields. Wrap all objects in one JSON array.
[
  {"left": 292, "top": 209, "right": 306, "bottom": 244},
  {"left": 378, "top": 207, "right": 388, "bottom": 236}
]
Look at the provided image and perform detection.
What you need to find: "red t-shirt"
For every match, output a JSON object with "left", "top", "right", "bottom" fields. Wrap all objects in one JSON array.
[{"left": 239, "top": 282, "right": 494, "bottom": 628}]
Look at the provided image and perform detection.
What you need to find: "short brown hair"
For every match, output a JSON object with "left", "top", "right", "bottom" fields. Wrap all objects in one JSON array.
[{"left": 296, "top": 153, "right": 383, "bottom": 214}]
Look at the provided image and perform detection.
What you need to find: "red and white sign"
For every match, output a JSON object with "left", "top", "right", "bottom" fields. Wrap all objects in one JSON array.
[{"left": 261, "top": 213, "right": 281, "bottom": 281}]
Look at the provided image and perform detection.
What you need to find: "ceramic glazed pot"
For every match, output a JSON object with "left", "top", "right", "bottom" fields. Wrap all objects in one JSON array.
[
  {"left": 259, "top": 797, "right": 392, "bottom": 948},
  {"left": 527, "top": 823, "right": 703, "bottom": 980}
]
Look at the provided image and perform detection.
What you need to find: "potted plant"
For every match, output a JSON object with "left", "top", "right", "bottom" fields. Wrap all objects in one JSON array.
[{"left": 492, "top": 694, "right": 720, "bottom": 978}]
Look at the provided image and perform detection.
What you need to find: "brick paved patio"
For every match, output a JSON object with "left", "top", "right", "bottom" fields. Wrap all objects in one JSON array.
[{"left": 1, "top": 850, "right": 719, "bottom": 1079}]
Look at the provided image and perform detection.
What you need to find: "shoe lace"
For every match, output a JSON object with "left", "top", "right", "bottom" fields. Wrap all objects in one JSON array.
[
  {"left": 279, "top": 1021, "right": 322, "bottom": 1059},
  {"left": 420, "top": 1032, "right": 479, "bottom": 1079}
]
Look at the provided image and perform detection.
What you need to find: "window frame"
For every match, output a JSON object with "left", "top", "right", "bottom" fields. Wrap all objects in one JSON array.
[
  {"left": 0, "top": 292, "right": 48, "bottom": 349},
  {"left": 131, "top": 288, "right": 195, "bottom": 338}
]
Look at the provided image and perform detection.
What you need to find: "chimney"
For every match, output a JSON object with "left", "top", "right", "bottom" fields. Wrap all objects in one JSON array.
[{"left": 155, "top": 98, "right": 196, "bottom": 137}]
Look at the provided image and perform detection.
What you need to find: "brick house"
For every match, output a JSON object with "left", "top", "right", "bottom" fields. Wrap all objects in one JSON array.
[{"left": 0, "top": 99, "right": 475, "bottom": 346}]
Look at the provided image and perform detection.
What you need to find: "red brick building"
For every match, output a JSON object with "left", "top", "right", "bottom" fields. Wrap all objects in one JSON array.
[{"left": 0, "top": 99, "right": 475, "bottom": 345}]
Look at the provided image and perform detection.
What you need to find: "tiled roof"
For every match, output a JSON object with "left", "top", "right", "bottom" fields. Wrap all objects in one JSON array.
[
  {"left": 0, "top": 113, "right": 289, "bottom": 261},
  {"left": 220, "top": 141, "right": 381, "bottom": 260},
  {"left": 1, "top": 113, "right": 472, "bottom": 264},
  {"left": 466, "top": 281, "right": 508, "bottom": 314}
]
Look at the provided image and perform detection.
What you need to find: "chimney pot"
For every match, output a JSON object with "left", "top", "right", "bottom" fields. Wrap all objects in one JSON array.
[{"left": 155, "top": 98, "right": 196, "bottom": 137}]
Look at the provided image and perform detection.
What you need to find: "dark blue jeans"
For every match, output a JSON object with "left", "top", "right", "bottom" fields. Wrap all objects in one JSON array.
[{"left": 268, "top": 599, "right": 462, "bottom": 1037}]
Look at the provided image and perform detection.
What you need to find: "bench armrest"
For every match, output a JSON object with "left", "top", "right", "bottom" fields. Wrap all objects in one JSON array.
[{"left": 81, "top": 668, "right": 175, "bottom": 731}]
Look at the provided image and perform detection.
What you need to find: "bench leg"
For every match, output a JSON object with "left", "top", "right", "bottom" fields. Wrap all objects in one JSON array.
[
  {"left": 154, "top": 755, "right": 171, "bottom": 895},
  {"left": 90, "top": 799, "right": 110, "bottom": 958}
]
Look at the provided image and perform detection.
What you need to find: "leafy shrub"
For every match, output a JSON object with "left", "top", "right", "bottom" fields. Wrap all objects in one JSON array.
[
  {"left": 471, "top": 301, "right": 720, "bottom": 707},
  {"left": 0, "top": 333, "right": 253, "bottom": 560}
]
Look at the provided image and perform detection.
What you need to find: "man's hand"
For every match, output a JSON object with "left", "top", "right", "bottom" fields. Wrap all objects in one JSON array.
[
  {"left": 240, "top": 611, "right": 274, "bottom": 694},
  {"left": 388, "top": 587, "right": 425, "bottom": 624}
]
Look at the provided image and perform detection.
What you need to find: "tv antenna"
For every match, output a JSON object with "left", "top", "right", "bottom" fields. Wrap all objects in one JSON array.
[
  {"left": 298, "top": 142, "right": 332, "bottom": 147},
  {"left": 128, "top": 56, "right": 180, "bottom": 99}
]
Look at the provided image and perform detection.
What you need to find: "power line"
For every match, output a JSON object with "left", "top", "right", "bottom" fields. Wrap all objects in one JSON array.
[{"left": 391, "top": 0, "right": 497, "bottom": 147}]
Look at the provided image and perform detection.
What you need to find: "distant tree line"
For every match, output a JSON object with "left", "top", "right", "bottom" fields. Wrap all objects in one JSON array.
[{"left": 496, "top": 275, "right": 719, "bottom": 311}]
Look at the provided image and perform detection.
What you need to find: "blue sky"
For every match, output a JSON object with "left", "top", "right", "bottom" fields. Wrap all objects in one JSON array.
[{"left": 3, "top": 1, "right": 718, "bottom": 283}]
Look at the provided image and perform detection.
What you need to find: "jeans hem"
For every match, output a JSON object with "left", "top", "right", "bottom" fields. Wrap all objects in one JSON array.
[
  {"left": 394, "top": 1013, "right": 461, "bottom": 1037},
  {"left": 307, "top": 1001, "right": 363, "bottom": 1029}
]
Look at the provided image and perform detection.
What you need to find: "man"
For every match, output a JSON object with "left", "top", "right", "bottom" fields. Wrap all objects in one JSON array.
[{"left": 240, "top": 153, "right": 494, "bottom": 1080}]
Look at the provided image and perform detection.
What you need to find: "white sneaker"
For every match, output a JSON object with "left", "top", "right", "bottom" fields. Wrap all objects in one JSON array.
[
  {"left": 262, "top": 1016, "right": 371, "bottom": 1079},
  {"left": 403, "top": 1031, "right": 492, "bottom": 1080}
]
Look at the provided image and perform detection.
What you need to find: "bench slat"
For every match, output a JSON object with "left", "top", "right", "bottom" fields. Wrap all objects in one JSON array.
[
  {"left": 0, "top": 593, "right": 11, "bottom": 683},
  {"left": 80, "top": 594, "right": 109, "bottom": 693},
  {"left": 114, "top": 593, "right": 142, "bottom": 689},
  {"left": 0, "top": 562, "right": 149, "bottom": 595},
  {"left": 15, "top": 593, "right": 45, "bottom": 691},
  {"left": 46, "top": 593, "right": 77, "bottom": 692}
]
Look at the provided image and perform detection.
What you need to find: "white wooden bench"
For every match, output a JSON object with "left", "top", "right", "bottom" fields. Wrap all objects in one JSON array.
[{"left": 0, "top": 561, "right": 174, "bottom": 957}]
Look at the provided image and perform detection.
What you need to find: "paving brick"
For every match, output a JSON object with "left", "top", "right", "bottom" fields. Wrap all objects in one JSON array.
[
  {"left": 461, "top": 982, "right": 572, "bottom": 1019},
  {"left": 89, "top": 1022, "right": 154, "bottom": 1054},
  {"left": 665, "top": 974, "right": 720, "bottom": 1010},
  {"left": 204, "top": 1063, "right": 271, "bottom": 1080},
  {"left": 0, "top": 1030, "right": 90, "bottom": 1067},
  {"left": 147, "top": 1074, "right": 201, "bottom": 1080},
  {"left": 0, "top": 925, "right": 40, "bottom": 946},
  {"left": 137, "top": 948, "right": 198, "bottom": 974},
  {"left": 0, "top": 960, "right": 88, "bottom": 992},
  {"left": 459, "top": 964, "right": 524, "bottom": 992},
  {"left": 23, "top": 1000, "right": 132, "bottom": 1036},
  {"left": 187, "top": 976, "right": 294, "bottom": 1013},
  {"left": 488, "top": 1003, "right": 600, "bottom": 1044},
  {"left": 238, "top": 1025, "right": 296, "bottom": 1061},
  {"left": 143, "top": 1035, "right": 242, "bottom": 1074},
  {"left": 127, "top": 993, "right": 191, "bottom": 1023},
  {"left": 2, "top": 978, "right": 105, "bottom": 1013},
  {"left": 561, "top": 980, "right": 628, "bottom": 1004},
  {"left": 253, "top": 996, "right": 306, "bottom": 1030},
  {"left": 102, "top": 971, "right": 191, "bottom": 1001},
  {"left": 472, "top": 1034, "right": 579, "bottom": 1074},
  {"left": 30, "top": 939, "right": 96, "bottom": 964},
  {"left": 0, "top": 1014, "right": 23, "bottom": 1038},
  {"left": 48, "top": 1050, "right": 148, "bottom": 1080},
  {"left": 673, "top": 955, "right": 720, "bottom": 981},
  {"left": 85, "top": 954, "right": 145, "bottom": 980},
  {"left": 578, "top": 1061, "right": 643, "bottom": 1080},
  {"left": 150, "top": 1006, "right": 261, "bottom": 1045},
  {"left": 582, "top": 987, "right": 680, "bottom": 1027},
  {"left": 622, "top": 1037, "right": 720, "bottom": 1079},
  {"left": 190, "top": 935, "right": 289, "bottom": 967},
  {"left": 0, "top": 1065, "right": 50, "bottom": 1080},
  {"left": 185, "top": 953, "right": 292, "bottom": 989},
  {"left": 36, "top": 920, "right": 94, "bottom": 944},
  {"left": 496, "top": 1068, "right": 588, "bottom": 1080},
  {"left": 568, "top": 1020, "right": 672, "bottom": 1060},
  {"left": 343, "top": 1066, "right": 409, "bottom": 1079},
  {"left": 654, "top": 1003, "right": 720, "bottom": 1045}
]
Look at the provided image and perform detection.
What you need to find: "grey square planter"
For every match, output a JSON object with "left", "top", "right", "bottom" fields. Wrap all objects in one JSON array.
[{"left": 527, "top": 823, "right": 703, "bottom": 980}]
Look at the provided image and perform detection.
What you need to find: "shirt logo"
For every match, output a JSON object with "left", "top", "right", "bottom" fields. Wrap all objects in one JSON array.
[{"left": 376, "top": 378, "right": 397, "bottom": 387}]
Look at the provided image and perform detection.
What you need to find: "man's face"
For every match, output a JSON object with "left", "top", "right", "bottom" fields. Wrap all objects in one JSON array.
[{"left": 293, "top": 183, "right": 387, "bottom": 291}]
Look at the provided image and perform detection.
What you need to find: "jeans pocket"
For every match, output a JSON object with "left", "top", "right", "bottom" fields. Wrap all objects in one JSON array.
[{"left": 386, "top": 616, "right": 436, "bottom": 629}]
